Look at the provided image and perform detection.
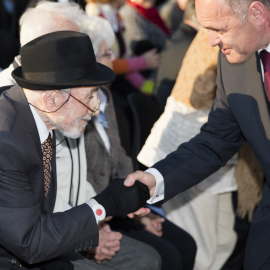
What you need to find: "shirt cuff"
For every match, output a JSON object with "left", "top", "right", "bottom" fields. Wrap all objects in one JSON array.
[
  {"left": 86, "top": 198, "right": 106, "bottom": 224},
  {"left": 145, "top": 168, "right": 164, "bottom": 204}
]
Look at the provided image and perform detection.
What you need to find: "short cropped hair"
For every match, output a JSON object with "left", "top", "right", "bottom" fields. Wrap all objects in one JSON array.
[{"left": 225, "top": 0, "right": 270, "bottom": 22}]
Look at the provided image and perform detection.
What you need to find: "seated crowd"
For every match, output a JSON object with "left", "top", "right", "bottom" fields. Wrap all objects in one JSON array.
[{"left": 0, "top": 0, "right": 261, "bottom": 269}]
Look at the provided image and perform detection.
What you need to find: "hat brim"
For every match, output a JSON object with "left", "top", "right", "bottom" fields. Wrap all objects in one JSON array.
[{"left": 11, "top": 62, "right": 116, "bottom": 90}]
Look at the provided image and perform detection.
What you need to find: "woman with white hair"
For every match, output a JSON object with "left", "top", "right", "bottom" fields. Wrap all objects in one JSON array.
[
  {"left": 81, "top": 15, "right": 197, "bottom": 270},
  {"left": 85, "top": 0, "right": 159, "bottom": 96}
]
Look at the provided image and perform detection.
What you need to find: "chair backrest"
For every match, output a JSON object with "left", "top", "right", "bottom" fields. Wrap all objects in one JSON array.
[
  {"left": 114, "top": 105, "right": 132, "bottom": 158},
  {"left": 127, "top": 93, "right": 163, "bottom": 170}
]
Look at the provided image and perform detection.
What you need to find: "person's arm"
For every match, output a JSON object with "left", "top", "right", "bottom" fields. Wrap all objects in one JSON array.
[
  {"left": 0, "top": 140, "right": 149, "bottom": 264},
  {"left": 112, "top": 50, "right": 159, "bottom": 75},
  {"left": 125, "top": 51, "right": 246, "bottom": 204}
]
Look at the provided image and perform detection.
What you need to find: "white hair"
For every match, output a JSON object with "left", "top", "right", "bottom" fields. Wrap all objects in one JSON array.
[
  {"left": 19, "top": 1, "right": 84, "bottom": 45},
  {"left": 78, "top": 15, "right": 115, "bottom": 56},
  {"left": 19, "top": 1, "right": 115, "bottom": 56}
]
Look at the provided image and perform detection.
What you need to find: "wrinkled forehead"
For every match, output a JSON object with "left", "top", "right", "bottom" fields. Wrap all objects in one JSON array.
[{"left": 196, "top": 0, "right": 233, "bottom": 28}]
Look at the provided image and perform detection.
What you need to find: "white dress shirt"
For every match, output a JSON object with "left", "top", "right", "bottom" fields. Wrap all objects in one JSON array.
[
  {"left": 93, "top": 89, "right": 110, "bottom": 153},
  {"left": 258, "top": 43, "right": 270, "bottom": 81},
  {"left": 28, "top": 103, "right": 99, "bottom": 218},
  {"left": 29, "top": 104, "right": 52, "bottom": 144}
]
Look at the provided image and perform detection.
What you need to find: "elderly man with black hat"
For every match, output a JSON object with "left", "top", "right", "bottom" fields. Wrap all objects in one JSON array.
[{"left": 0, "top": 30, "right": 153, "bottom": 270}]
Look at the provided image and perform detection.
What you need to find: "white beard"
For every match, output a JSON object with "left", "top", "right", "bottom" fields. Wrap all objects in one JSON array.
[{"left": 50, "top": 115, "right": 91, "bottom": 139}]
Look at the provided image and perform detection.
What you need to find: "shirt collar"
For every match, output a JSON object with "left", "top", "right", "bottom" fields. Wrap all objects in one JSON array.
[
  {"left": 29, "top": 103, "right": 52, "bottom": 144},
  {"left": 97, "top": 88, "right": 107, "bottom": 113},
  {"left": 258, "top": 43, "right": 270, "bottom": 54}
]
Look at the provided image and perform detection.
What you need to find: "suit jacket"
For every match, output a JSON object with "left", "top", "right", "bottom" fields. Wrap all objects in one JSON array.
[
  {"left": 0, "top": 85, "right": 98, "bottom": 269},
  {"left": 84, "top": 86, "right": 133, "bottom": 194},
  {"left": 152, "top": 51, "right": 270, "bottom": 270}
]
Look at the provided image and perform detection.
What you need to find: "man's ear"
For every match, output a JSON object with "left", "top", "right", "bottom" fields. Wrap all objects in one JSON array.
[
  {"left": 248, "top": 1, "right": 267, "bottom": 26},
  {"left": 41, "top": 90, "right": 62, "bottom": 112}
]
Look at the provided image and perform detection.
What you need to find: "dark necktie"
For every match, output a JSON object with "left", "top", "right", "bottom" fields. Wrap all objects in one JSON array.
[
  {"left": 260, "top": 49, "right": 270, "bottom": 102},
  {"left": 42, "top": 133, "right": 52, "bottom": 199}
]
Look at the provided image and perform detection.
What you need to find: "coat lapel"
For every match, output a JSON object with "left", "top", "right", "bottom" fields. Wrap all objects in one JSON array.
[
  {"left": 5, "top": 85, "right": 46, "bottom": 211},
  {"left": 7, "top": 85, "right": 43, "bottom": 161}
]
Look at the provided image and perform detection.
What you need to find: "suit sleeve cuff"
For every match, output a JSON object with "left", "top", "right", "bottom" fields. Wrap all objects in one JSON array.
[{"left": 145, "top": 168, "right": 164, "bottom": 204}]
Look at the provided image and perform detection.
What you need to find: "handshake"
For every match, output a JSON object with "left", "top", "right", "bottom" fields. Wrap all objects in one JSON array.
[{"left": 93, "top": 178, "right": 150, "bottom": 217}]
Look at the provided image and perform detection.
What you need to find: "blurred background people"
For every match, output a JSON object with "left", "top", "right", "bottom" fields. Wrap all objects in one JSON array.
[
  {"left": 138, "top": 28, "right": 263, "bottom": 270},
  {"left": 158, "top": 0, "right": 188, "bottom": 33},
  {"left": 85, "top": 0, "right": 160, "bottom": 106},
  {"left": 154, "top": 0, "right": 199, "bottom": 109},
  {"left": 120, "top": 0, "right": 169, "bottom": 53}
]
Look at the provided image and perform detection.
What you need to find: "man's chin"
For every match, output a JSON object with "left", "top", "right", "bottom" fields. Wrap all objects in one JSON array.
[{"left": 225, "top": 52, "right": 249, "bottom": 64}]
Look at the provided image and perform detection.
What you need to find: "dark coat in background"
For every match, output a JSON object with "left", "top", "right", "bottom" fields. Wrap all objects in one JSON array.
[
  {"left": 152, "top": 51, "right": 270, "bottom": 270},
  {"left": 0, "top": 0, "right": 29, "bottom": 69},
  {"left": 0, "top": 85, "right": 98, "bottom": 269}
]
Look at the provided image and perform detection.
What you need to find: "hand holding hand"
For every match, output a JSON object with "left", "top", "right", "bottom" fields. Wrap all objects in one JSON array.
[
  {"left": 124, "top": 171, "right": 156, "bottom": 218},
  {"left": 87, "top": 223, "right": 122, "bottom": 263},
  {"left": 94, "top": 178, "right": 150, "bottom": 217},
  {"left": 143, "top": 48, "right": 160, "bottom": 69}
]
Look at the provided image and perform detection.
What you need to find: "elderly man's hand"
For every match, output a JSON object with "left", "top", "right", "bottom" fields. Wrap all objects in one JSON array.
[
  {"left": 124, "top": 171, "right": 156, "bottom": 218},
  {"left": 87, "top": 223, "right": 122, "bottom": 263}
]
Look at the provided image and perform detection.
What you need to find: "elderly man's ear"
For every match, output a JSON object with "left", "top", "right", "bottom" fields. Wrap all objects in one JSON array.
[{"left": 41, "top": 90, "right": 65, "bottom": 112}]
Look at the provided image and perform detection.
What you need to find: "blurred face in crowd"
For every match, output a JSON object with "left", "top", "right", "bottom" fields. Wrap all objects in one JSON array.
[
  {"left": 46, "top": 87, "right": 100, "bottom": 138},
  {"left": 130, "top": 0, "right": 156, "bottom": 9},
  {"left": 96, "top": 41, "right": 115, "bottom": 70},
  {"left": 196, "top": 0, "right": 269, "bottom": 63}
]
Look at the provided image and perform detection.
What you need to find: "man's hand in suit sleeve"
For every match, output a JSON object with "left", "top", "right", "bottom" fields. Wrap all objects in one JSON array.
[
  {"left": 124, "top": 171, "right": 157, "bottom": 218},
  {"left": 93, "top": 178, "right": 150, "bottom": 218},
  {"left": 87, "top": 223, "right": 122, "bottom": 263}
]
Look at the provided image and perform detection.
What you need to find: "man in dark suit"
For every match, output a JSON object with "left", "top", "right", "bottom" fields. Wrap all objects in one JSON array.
[
  {"left": 124, "top": 0, "right": 270, "bottom": 269},
  {"left": 0, "top": 30, "right": 150, "bottom": 269}
]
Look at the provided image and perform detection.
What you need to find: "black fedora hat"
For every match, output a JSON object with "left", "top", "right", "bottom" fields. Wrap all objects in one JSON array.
[{"left": 12, "top": 31, "right": 116, "bottom": 90}]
